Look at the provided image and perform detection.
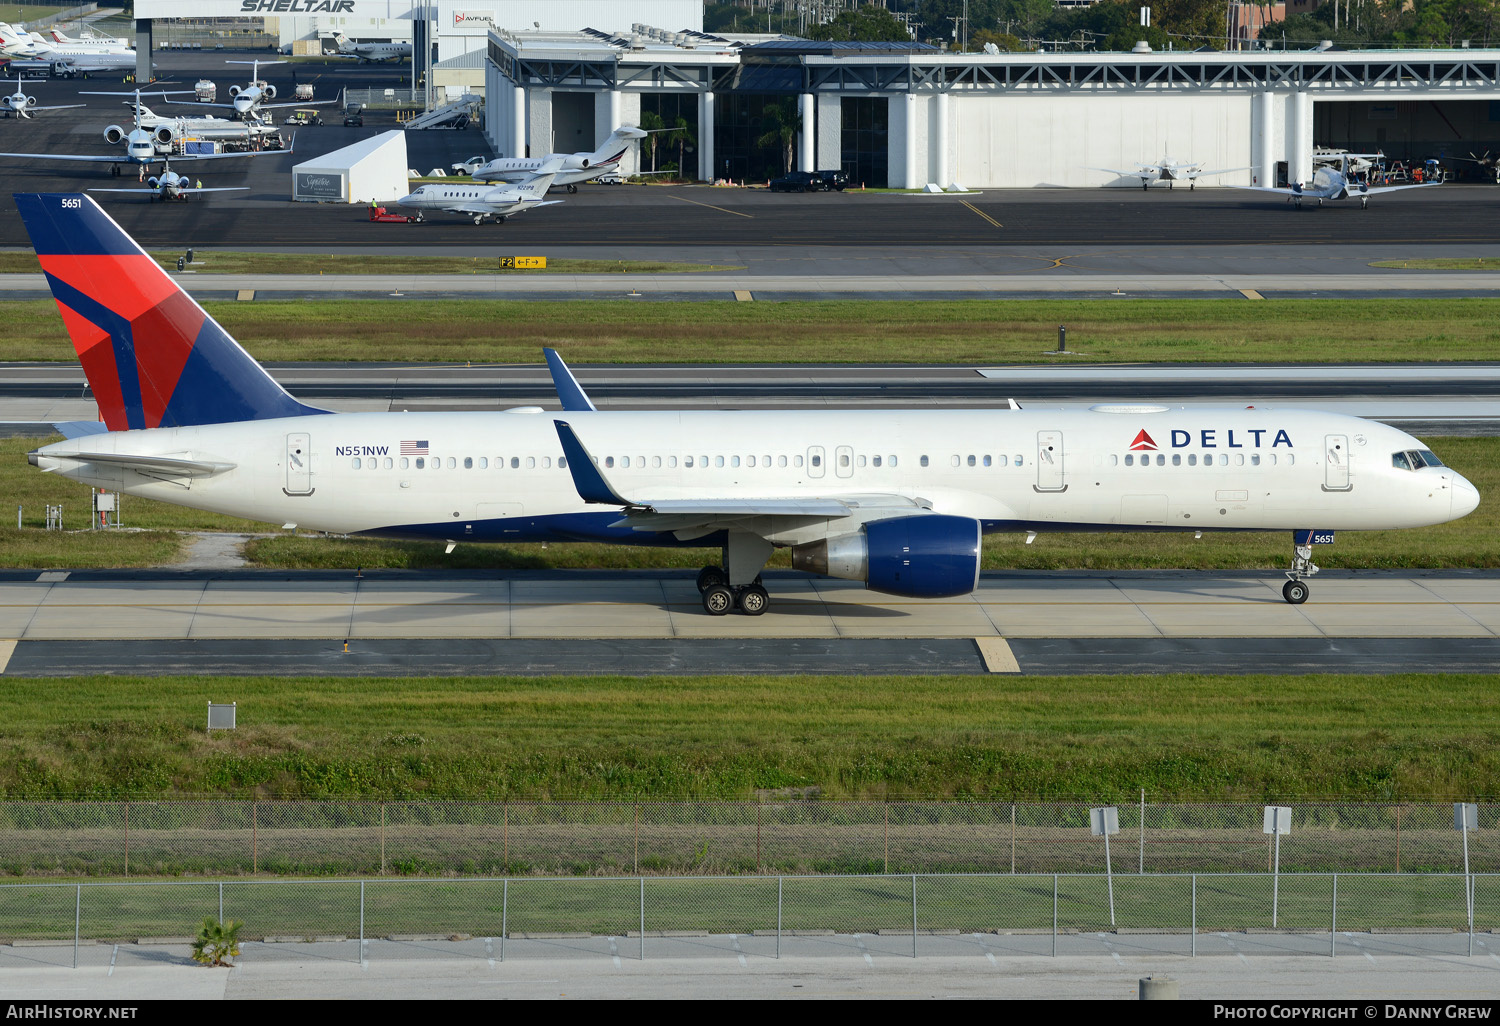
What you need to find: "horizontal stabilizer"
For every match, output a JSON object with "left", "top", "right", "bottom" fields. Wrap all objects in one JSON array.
[
  {"left": 32, "top": 450, "right": 236, "bottom": 477},
  {"left": 52, "top": 420, "right": 108, "bottom": 439}
]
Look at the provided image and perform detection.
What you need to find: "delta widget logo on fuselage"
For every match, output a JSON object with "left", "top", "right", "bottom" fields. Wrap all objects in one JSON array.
[{"left": 1130, "top": 428, "right": 1293, "bottom": 451}]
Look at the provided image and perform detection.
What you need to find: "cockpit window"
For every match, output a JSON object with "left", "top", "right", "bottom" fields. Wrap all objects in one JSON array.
[{"left": 1394, "top": 449, "right": 1446, "bottom": 471}]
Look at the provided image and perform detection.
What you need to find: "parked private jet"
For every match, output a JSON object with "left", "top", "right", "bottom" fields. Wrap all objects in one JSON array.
[
  {"left": 471, "top": 126, "right": 646, "bottom": 192},
  {"left": 189, "top": 60, "right": 332, "bottom": 121},
  {"left": 119, "top": 102, "right": 281, "bottom": 147},
  {"left": 0, "top": 89, "right": 290, "bottom": 172},
  {"left": 15, "top": 194, "right": 1480, "bottom": 616},
  {"left": 1240, "top": 152, "right": 1440, "bottom": 208},
  {"left": 397, "top": 155, "right": 566, "bottom": 223},
  {"left": 330, "top": 32, "right": 411, "bottom": 62},
  {"left": 0, "top": 22, "right": 135, "bottom": 71},
  {"left": 1086, "top": 158, "right": 1252, "bottom": 190},
  {"left": 87, "top": 161, "right": 248, "bottom": 201},
  {"left": 0, "top": 76, "right": 82, "bottom": 118}
]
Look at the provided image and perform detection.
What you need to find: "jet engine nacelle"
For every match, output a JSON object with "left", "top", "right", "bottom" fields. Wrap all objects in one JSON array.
[
  {"left": 153, "top": 124, "right": 176, "bottom": 145},
  {"left": 559, "top": 155, "right": 591, "bottom": 171},
  {"left": 263, "top": 84, "right": 276, "bottom": 99},
  {"left": 791, "top": 514, "right": 981, "bottom": 599},
  {"left": 146, "top": 176, "right": 161, "bottom": 189},
  {"left": 103, "top": 124, "right": 126, "bottom": 144},
  {"left": 24, "top": 95, "right": 35, "bottom": 107},
  {"left": 228, "top": 84, "right": 242, "bottom": 98}
]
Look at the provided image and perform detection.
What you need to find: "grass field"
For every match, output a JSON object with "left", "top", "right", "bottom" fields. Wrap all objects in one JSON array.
[
  {"left": 0, "top": 673, "right": 1497, "bottom": 801},
  {"left": 0, "top": 253, "right": 744, "bottom": 275},
  {"left": 4, "top": 297, "right": 1500, "bottom": 363},
  {"left": 3, "top": 435, "right": 1494, "bottom": 571},
  {"left": 0, "top": 872, "right": 1489, "bottom": 939}
]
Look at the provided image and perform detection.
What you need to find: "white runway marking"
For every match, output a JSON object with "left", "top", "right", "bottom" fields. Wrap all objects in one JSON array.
[
  {"left": 731, "top": 934, "right": 747, "bottom": 968},
  {"left": 107, "top": 945, "right": 116, "bottom": 977},
  {"left": 855, "top": 935, "right": 874, "bottom": 967}
]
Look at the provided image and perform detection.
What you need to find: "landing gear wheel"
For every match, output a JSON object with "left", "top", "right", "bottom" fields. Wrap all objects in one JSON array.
[
  {"left": 701, "top": 584, "right": 733, "bottom": 616},
  {"left": 696, "top": 566, "right": 728, "bottom": 592},
  {"left": 568, "top": 184, "right": 577, "bottom": 193},
  {"left": 1283, "top": 579, "right": 1309, "bottom": 605},
  {"left": 737, "top": 584, "right": 769, "bottom": 616},
  {"left": 473, "top": 215, "right": 483, "bottom": 225},
  {"left": 1361, "top": 196, "right": 1368, "bottom": 209}
]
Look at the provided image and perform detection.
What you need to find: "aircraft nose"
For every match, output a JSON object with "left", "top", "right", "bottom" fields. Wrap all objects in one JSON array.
[
  {"left": 1452, "top": 474, "right": 1481, "bottom": 519},
  {"left": 395, "top": 193, "right": 414, "bottom": 207}
]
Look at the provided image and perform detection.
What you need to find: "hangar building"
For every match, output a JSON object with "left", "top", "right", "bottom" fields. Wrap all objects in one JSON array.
[{"left": 484, "top": 30, "right": 1500, "bottom": 189}]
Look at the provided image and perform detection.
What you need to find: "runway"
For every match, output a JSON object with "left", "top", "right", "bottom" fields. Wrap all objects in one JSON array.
[
  {"left": 7, "top": 362, "right": 1498, "bottom": 433},
  {"left": 2, "top": 569, "right": 1496, "bottom": 675}
]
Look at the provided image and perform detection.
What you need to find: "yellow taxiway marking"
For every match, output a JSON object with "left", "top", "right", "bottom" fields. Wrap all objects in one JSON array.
[
  {"left": 974, "top": 637, "right": 1020, "bottom": 673},
  {"left": 734, "top": 290, "right": 753, "bottom": 301},
  {"left": 961, "top": 200, "right": 1003, "bottom": 229},
  {"left": 1239, "top": 289, "right": 1265, "bottom": 300},
  {"left": 665, "top": 194, "right": 755, "bottom": 218},
  {"left": 0, "top": 640, "right": 15, "bottom": 674}
]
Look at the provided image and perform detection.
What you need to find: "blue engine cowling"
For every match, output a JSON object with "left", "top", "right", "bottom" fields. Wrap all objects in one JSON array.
[
  {"left": 792, "top": 514, "right": 981, "bottom": 599},
  {"left": 866, "top": 514, "right": 981, "bottom": 598}
]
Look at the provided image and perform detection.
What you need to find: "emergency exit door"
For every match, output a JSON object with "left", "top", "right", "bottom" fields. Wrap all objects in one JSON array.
[
  {"left": 1324, "top": 433, "right": 1351, "bottom": 491},
  {"left": 1035, "top": 430, "right": 1066, "bottom": 492}
]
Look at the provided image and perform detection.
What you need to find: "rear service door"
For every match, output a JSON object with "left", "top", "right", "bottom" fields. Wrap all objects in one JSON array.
[{"left": 284, "top": 432, "right": 313, "bottom": 495}]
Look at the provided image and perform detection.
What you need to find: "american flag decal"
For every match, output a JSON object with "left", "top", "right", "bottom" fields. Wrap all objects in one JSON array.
[{"left": 400, "top": 440, "right": 429, "bottom": 455}]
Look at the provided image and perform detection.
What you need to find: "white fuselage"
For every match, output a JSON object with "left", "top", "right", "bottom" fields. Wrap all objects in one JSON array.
[
  {"left": 396, "top": 183, "right": 548, "bottom": 218},
  {"left": 473, "top": 158, "right": 601, "bottom": 187},
  {"left": 31, "top": 407, "right": 1479, "bottom": 546}
]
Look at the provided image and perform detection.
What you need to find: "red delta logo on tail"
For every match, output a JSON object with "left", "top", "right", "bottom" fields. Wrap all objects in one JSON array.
[
  {"left": 15, "top": 193, "right": 325, "bottom": 431},
  {"left": 1129, "top": 429, "right": 1158, "bottom": 451}
]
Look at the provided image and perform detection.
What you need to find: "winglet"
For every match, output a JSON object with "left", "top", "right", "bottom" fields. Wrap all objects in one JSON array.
[
  {"left": 544, "top": 348, "right": 597, "bottom": 412},
  {"left": 553, "top": 420, "right": 634, "bottom": 506}
]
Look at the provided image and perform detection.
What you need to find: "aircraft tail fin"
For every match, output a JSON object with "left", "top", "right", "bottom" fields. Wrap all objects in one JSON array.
[
  {"left": 589, "top": 125, "right": 647, "bottom": 169},
  {"left": 15, "top": 193, "right": 327, "bottom": 431}
]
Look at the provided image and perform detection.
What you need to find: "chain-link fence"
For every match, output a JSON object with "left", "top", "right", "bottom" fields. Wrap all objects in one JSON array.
[
  {"left": 2, "top": 801, "right": 1498, "bottom": 878},
  {"left": 1, "top": 873, "right": 1496, "bottom": 963}
]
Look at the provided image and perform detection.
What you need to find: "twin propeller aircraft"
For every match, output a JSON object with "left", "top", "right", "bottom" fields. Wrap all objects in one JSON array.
[{"left": 16, "top": 194, "right": 1479, "bottom": 615}]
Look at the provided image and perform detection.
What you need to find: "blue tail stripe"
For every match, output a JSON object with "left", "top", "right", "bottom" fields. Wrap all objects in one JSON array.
[{"left": 42, "top": 270, "right": 147, "bottom": 430}]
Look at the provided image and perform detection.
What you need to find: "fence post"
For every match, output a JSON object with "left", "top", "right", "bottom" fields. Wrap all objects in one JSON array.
[
  {"left": 123, "top": 802, "right": 129, "bottom": 878},
  {"left": 757, "top": 802, "right": 762, "bottom": 874},
  {"left": 360, "top": 880, "right": 365, "bottom": 951},
  {"left": 639, "top": 877, "right": 645, "bottom": 961},
  {"left": 777, "top": 877, "right": 782, "bottom": 960},
  {"left": 501, "top": 879, "right": 507, "bottom": 962},
  {"left": 634, "top": 804, "right": 639, "bottom": 875},
  {"left": 1052, "top": 874, "right": 1058, "bottom": 957},
  {"left": 218, "top": 881, "right": 223, "bottom": 924},
  {"left": 1011, "top": 804, "right": 1016, "bottom": 874},
  {"left": 885, "top": 805, "right": 890, "bottom": 875},
  {"left": 911, "top": 874, "right": 917, "bottom": 959},
  {"left": 1191, "top": 874, "right": 1197, "bottom": 957},
  {"left": 380, "top": 804, "right": 386, "bottom": 875},
  {"left": 252, "top": 801, "right": 258, "bottom": 875},
  {"left": 1395, "top": 804, "right": 1402, "bottom": 873},
  {"left": 1330, "top": 873, "right": 1337, "bottom": 957},
  {"left": 1139, "top": 789, "right": 1145, "bottom": 874},
  {"left": 73, "top": 884, "right": 80, "bottom": 969}
]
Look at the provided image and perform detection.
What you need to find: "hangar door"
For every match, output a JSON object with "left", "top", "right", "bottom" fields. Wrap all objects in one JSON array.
[
  {"left": 551, "top": 93, "right": 595, "bottom": 156},
  {"left": 1315, "top": 100, "right": 1500, "bottom": 182}
]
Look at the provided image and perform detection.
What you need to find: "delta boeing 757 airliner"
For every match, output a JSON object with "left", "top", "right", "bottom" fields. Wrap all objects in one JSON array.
[{"left": 17, "top": 194, "right": 1480, "bottom": 615}]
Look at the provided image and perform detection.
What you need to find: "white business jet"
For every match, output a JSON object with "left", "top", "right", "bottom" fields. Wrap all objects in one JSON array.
[
  {"left": 0, "top": 76, "right": 82, "bottom": 118},
  {"left": 87, "top": 160, "right": 248, "bottom": 201},
  {"left": 0, "top": 22, "right": 135, "bottom": 70},
  {"left": 1239, "top": 152, "right": 1439, "bottom": 209},
  {"left": 190, "top": 60, "right": 333, "bottom": 121},
  {"left": 471, "top": 126, "right": 647, "bottom": 192},
  {"left": 0, "top": 88, "right": 291, "bottom": 173},
  {"left": 397, "top": 155, "right": 566, "bottom": 224},
  {"left": 16, "top": 194, "right": 1480, "bottom": 617},
  {"left": 1087, "top": 158, "right": 1252, "bottom": 190},
  {"left": 330, "top": 32, "right": 412, "bottom": 62}
]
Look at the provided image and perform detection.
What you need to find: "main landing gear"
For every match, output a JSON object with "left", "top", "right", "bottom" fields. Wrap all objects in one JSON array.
[
  {"left": 567, "top": 184, "right": 578, "bottom": 193},
  {"left": 697, "top": 565, "right": 769, "bottom": 616},
  {"left": 1282, "top": 539, "right": 1319, "bottom": 605}
]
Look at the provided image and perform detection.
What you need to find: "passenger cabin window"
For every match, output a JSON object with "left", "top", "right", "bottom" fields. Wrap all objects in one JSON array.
[
  {"left": 559, "top": 457, "right": 568, "bottom": 469},
  {"left": 415, "top": 457, "right": 425, "bottom": 469},
  {"left": 872, "top": 456, "right": 881, "bottom": 467},
  {"left": 464, "top": 457, "right": 473, "bottom": 469},
  {"left": 810, "top": 454, "right": 821, "bottom": 468},
  {"left": 352, "top": 457, "right": 361, "bottom": 469},
  {"left": 1172, "top": 454, "right": 1181, "bottom": 466},
  {"left": 1125, "top": 454, "right": 1134, "bottom": 466},
  {"left": 920, "top": 455, "right": 929, "bottom": 467}
]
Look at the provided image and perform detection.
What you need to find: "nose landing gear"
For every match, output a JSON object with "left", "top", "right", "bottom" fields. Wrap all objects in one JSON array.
[{"left": 1283, "top": 539, "right": 1319, "bottom": 604}]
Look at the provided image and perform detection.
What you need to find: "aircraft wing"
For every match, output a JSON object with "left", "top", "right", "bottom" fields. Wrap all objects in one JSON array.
[
  {"left": 166, "top": 148, "right": 289, "bottom": 163},
  {"left": 87, "top": 187, "right": 250, "bottom": 194},
  {"left": 544, "top": 348, "right": 597, "bottom": 412},
  {"left": 552, "top": 419, "right": 933, "bottom": 536},
  {"left": 1086, "top": 166, "right": 1155, "bottom": 180},
  {"left": 27, "top": 103, "right": 85, "bottom": 112},
  {"left": 1364, "top": 181, "right": 1443, "bottom": 194},
  {"left": 1187, "top": 165, "right": 1254, "bottom": 178},
  {"left": 0, "top": 151, "right": 133, "bottom": 162}
]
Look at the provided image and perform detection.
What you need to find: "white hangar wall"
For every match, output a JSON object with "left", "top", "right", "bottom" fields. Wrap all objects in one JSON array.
[{"left": 944, "top": 91, "right": 1258, "bottom": 189}]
